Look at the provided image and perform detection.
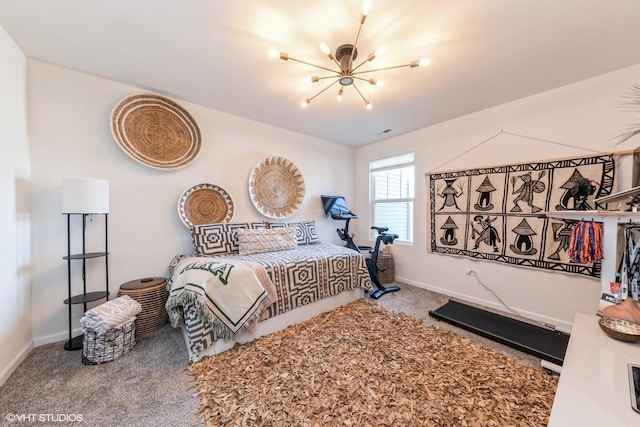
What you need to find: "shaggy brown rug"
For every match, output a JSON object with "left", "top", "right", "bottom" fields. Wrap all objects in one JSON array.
[{"left": 188, "top": 300, "right": 558, "bottom": 426}]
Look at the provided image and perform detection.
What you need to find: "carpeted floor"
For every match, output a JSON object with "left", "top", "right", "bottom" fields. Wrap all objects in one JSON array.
[
  {"left": 0, "top": 321, "right": 196, "bottom": 427},
  {"left": 0, "top": 284, "right": 551, "bottom": 426},
  {"left": 189, "top": 299, "right": 557, "bottom": 426},
  {"left": 374, "top": 284, "right": 544, "bottom": 369}
]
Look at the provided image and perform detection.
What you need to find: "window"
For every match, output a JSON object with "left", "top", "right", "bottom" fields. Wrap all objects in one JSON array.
[{"left": 370, "top": 153, "right": 415, "bottom": 242}]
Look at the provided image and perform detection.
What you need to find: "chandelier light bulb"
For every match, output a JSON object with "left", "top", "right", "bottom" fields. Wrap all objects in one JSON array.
[
  {"left": 268, "top": 49, "right": 280, "bottom": 58},
  {"left": 365, "top": 46, "right": 386, "bottom": 63},
  {"left": 362, "top": 0, "right": 372, "bottom": 16},
  {"left": 411, "top": 58, "right": 432, "bottom": 68},
  {"left": 320, "top": 43, "right": 330, "bottom": 55},
  {"left": 365, "top": 100, "right": 372, "bottom": 110},
  {"left": 337, "top": 87, "right": 344, "bottom": 101},
  {"left": 302, "top": 99, "right": 311, "bottom": 107}
]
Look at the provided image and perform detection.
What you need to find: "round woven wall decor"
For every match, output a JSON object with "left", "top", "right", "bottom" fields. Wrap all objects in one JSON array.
[
  {"left": 178, "top": 183, "right": 234, "bottom": 227},
  {"left": 111, "top": 93, "right": 201, "bottom": 169},
  {"left": 249, "top": 156, "right": 305, "bottom": 219}
]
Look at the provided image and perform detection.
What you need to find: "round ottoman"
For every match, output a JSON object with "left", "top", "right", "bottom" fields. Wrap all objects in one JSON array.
[{"left": 118, "top": 277, "right": 169, "bottom": 338}]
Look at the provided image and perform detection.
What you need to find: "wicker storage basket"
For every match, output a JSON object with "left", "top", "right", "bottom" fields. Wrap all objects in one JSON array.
[
  {"left": 377, "top": 253, "right": 395, "bottom": 284},
  {"left": 117, "top": 277, "right": 169, "bottom": 338},
  {"left": 82, "top": 318, "right": 136, "bottom": 365}
]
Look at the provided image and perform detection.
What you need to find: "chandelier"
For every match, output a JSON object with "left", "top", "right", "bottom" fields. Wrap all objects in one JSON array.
[{"left": 269, "top": 2, "right": 431, "bottom": 109}]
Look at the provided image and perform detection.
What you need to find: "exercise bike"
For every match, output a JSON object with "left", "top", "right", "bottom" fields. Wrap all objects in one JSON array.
[{"left": 321, "top": 195, "right": 401, "bottom": 299}]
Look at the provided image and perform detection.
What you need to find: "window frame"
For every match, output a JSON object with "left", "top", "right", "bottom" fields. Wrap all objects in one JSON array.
[{"left": 369, "top": 153, "right": 415, "bottom": 244}]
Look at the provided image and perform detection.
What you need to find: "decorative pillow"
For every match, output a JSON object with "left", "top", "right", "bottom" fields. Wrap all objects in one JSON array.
[
  {"left": 191, "top": 222, "right": 266, "bottom": 255},
  {"left": 295, "top": 220, "right": 321, "bottom": 245},
  {"left": 269, "top": 220, "right": 320, "bottom": 245},
  {"left": 236, "top": 227, "right": 297, "bottom": 256}
]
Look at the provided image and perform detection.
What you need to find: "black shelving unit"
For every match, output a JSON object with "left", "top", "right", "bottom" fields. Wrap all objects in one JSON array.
[{"left": 63, "top": 213, "right": 109, "bottom": 351}]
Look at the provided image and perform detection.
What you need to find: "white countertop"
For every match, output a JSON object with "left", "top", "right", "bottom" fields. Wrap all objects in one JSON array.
[{"left": 548, "top": 313, "right": 640, "bottom": 426}]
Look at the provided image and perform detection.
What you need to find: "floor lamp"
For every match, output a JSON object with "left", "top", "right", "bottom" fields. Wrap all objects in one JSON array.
[{"left": 62, "top": 178, "right": 110, "bottom": 350}]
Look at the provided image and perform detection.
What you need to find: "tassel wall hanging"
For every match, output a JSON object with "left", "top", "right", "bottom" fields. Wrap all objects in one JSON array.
[{"left": 568, "top": 221, "right": 604, "bottom": 264}]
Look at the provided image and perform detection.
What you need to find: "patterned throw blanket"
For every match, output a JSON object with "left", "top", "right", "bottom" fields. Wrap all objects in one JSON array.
[
  {"left": 80, "top": 295, "right": 142, "bottom": 335},
  {"left": 166, "top": 257, "right": 276, "bottom": 343}
]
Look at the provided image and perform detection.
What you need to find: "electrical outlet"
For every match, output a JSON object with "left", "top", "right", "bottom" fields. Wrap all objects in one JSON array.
[{"left": 465, "top": 268, "right": 475, "bottom": 276}]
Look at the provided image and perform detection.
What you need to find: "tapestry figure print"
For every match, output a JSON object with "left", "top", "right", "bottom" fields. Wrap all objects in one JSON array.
[{"left": 429, "top": 154, "right": 615, "bottom": 277}]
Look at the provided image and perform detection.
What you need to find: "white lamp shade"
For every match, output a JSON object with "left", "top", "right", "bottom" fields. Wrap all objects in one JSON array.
[{"left": 62, "top": 178, "right": 109, "bottom": 214}]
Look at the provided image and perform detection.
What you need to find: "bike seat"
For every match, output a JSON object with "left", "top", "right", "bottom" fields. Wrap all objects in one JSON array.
[
  {"left": 379, "top": 234, "right": 399, "bottom": 245},
  {"left": 371, "top": 226, "right": 388, "bottom": 234}
]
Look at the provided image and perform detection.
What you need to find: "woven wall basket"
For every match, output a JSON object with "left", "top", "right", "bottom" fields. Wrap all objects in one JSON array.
[
  {"left": 178, "top": 183, "right": 234, "bottom": 227},
  {"left": 111, "top": 93, "right": 201, "bottom": 169},
  {"left": 249, "top": 156, "right": 305, "bottom": 219}
]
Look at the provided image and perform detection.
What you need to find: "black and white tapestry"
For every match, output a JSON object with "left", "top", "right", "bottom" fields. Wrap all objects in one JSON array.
[{"left": 428, "top": 154, "right": 615, "bottom": 277}]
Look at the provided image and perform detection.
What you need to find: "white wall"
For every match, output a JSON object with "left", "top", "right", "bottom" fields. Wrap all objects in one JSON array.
[
  {"left": 27, "top": 60, "right": 355, "bottom": 344},
  {"left": 355, "top": 64, "right": 640, "bottom": 331},
  {"left": 0, "top": 26, "right": 32, "bottom": 384}
]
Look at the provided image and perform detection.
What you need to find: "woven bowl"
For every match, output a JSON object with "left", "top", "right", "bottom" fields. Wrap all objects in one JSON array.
[
  {"left": 178, "top": 183, "right": 234, "bottom": 227},
  {"left": 111, "top": 93, "right": 201, "bottom": 169},
  {"left": 598, "top": 317, "right": 640, "bottom": 343},
  {"left": 248, "top": 156, "right": 305, "bottom": 219}
]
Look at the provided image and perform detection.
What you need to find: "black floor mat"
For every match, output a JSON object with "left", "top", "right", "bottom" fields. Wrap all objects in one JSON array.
[{"left": 428, "top": 300, "right": 570, "bottom": 366}]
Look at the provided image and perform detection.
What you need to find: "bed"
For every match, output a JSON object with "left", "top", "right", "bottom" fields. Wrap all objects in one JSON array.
[{"left": 166, "top": 220, "right": 371, "bottom": 362}]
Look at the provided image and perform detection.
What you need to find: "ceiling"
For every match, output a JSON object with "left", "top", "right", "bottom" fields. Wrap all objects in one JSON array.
[{"left": 1, "top": 0, "right": 640, "bottom": 147}]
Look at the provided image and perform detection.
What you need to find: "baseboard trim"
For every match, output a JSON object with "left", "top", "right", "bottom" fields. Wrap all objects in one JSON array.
[
  {"left": 0, "top": 341, "right": 33, "bottom": 386},
  {"left": 394, "top": 275, "right": 573, "bottom": 333},
  {"left": 33, "top": 327, "right": 83, "bottom": 347}
]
